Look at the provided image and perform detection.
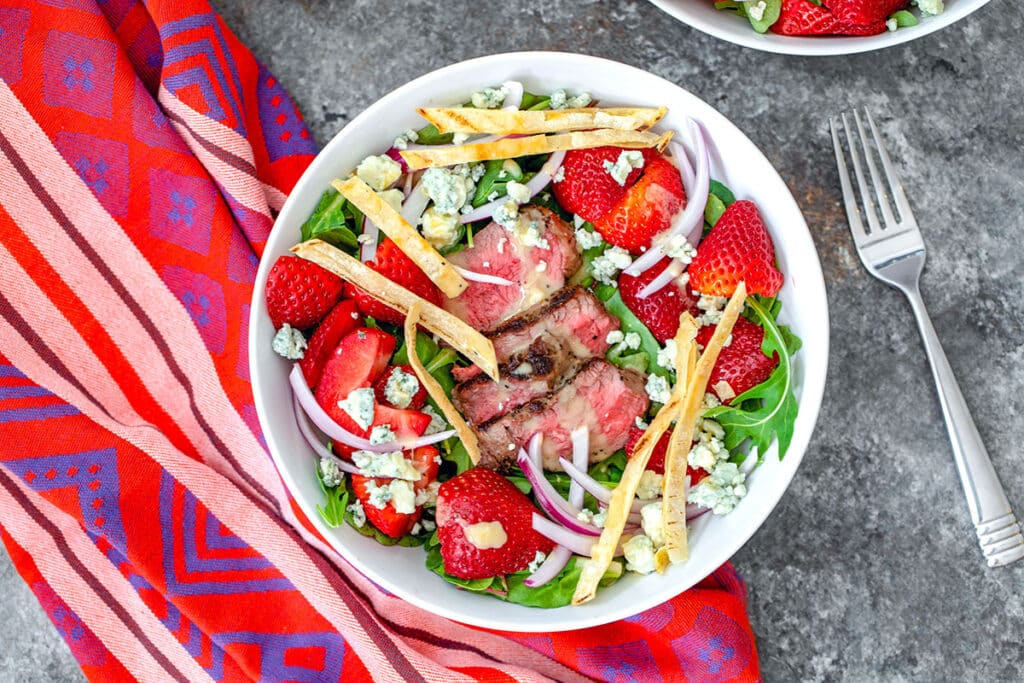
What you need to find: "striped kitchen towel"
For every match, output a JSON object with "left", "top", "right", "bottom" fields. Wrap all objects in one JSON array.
[{"left": 0, "top": 0, "right": 761, "bottom": 680}]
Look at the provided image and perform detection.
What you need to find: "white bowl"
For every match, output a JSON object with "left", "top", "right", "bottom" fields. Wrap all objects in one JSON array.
[
  {"left": 250, "top": 52, "right": 829, "bottom": 632},
  {"left": 648, "top": 0, "right": 991, "bottom": 56}
]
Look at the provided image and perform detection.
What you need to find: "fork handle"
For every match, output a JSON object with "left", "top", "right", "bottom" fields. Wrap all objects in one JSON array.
[{"left": 903, "top": 289, "right": 1024, "bottom": 567}]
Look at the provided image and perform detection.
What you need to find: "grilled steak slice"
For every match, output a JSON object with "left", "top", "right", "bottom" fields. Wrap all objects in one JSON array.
[
  {"left": 443, "top": 205, "right": 581, "bottom": 331},
  {"left": 451, "top": 286, "right": 619, "bottom": 384},
  {"left": 452, "top": 337, "right": 584, "bottom": 425},
  {"left": 476, "top": 359, "right": 649, "bottom": 472}
]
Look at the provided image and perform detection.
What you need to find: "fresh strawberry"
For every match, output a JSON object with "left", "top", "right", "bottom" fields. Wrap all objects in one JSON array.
[
  {"left": 828, "top": 0, "right": 908, "bottom": 27},
  {"left": 409, "top": 445, "right": 440, "bottom": 490},
  {"left": 593, "top": 153, "right": 685, "bottom": 254},
  {"left": 264, "top": 255, "right": 344, "bottom": 329},
  {"left": 348, "top": 239, "right": 442, "bottom": 325},
  {"left": 772, "top": 0, "right": 887, "bottom": 36},
  {"left": 688, "top": 200, "right": 783, "bottom": 298},
  {"left": 315, "top": 328, "right": 395, "bottom": 437},
  {"left": 351, "top": 475, "right": 421, "bottom": 538},
  {"left": 618, "top": 259, "right": 701, "bottom": 343},
  {"left": 299, "top": 299, "right": 361, "bottom": 389},
  {"left": 372, "top": 404, "right": 431, "bottom": 440},
  {"left": 373, "top": 365, "right": 428, "bottom": 410},
  {"left": 552, "top": 147, "right": 648, "bottom": 222},
  {"left": 436, "top": 468, "right": 554, "bottom": 580},
  {"left": 624, "top": 426, "right": 707, "bottom": 485},
  {"left": 696, "top": 317, "right": 778, "bottom": 404}
]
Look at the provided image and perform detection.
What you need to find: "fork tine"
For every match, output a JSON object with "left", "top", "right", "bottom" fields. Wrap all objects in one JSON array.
[
  {"left": 864, "top": 110, "right": 915, "bottom": 225},
  {"left": 841, "top": 113, "right": 883, "bottom": 236},
  {"left": 829, "top": 117, "right": 869, "bottom": 244},
  {"left": 853, "top": 110, "right": 897, "bottom": 228}
]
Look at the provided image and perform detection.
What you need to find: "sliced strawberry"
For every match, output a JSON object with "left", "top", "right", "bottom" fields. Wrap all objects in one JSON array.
[
  {"left": 696, "top": 317, "right": 778, "bottom": 403},
  {"left": 409, "top": 445, "right": 440, "bottom": 491},
  {"left": 436, "top": 468, "right": 554, "bottom": 580},
  {"left": 593, "top": 152, "right": 685, "bottom": 254},
  {"left": 624, "top": 426, "right": 706, "bottom": 485},
  {"left": 618, "top": 259, "right": 701, "bottom": 343},
  {"left": 315, "top": 328, "right": 395, "bottom": 438},
  {"left": 772, "top": 0, "right": 888, "bottom": 36},
  {"left": 264, "top": 255, "right": 344, "bottom": 329},
  {"left": 688, "top": 200, "right": 783, "bottom": 298},
  {"left": 351, "top": 475, "right": 421, "bottom": 538},
  {"left": 299, "top": 299, "right": 361, "bottom": 389},
  {"left": 373, "top": 404, "right": 431, "bottom": 440},
  {"left": 348, "top": 239, "right": 442, "bottom": 325},
  {"left": 373, "top": 365, "right": 428, "bottom": 410},
  {"left": 552, "top": 147, "right": 648, "bottom": 222},
  {"left": 828, "top": 0, "right": 908, "bottom": 26}
]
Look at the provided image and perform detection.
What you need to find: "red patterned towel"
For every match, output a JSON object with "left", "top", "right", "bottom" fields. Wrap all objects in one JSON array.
[{"left": 0, "top": 1, "right": 761, "bottom": 681}]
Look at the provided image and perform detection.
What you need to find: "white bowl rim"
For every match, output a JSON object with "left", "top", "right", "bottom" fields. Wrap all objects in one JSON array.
[
  {"left": 647, "top": 0, "right": 992, "bottom": 56},
  {"left": 249, "top": 50, "right": 830, "bottom": 631}
]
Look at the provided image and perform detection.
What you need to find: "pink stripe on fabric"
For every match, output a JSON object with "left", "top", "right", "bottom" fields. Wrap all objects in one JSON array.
[
  {"left": 159, "top": 86, "right": 275, "bottom": 221},
  {"left": 0, "top": 470, "right": 217, "bottom": 683},
  {"left": 262, "top": 182, "right": 288, "bottom": 212}
]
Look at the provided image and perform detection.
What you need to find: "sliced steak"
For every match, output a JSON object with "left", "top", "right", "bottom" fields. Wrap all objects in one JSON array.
[
  {"left": 443, "top": 205, "right": 581, "bottom": 331},
  {"left": 476, "top": 359, "right": 649, "bottom": 472},
  {"left": 452, "top": 337, "right": 583, "bottom": 425}
]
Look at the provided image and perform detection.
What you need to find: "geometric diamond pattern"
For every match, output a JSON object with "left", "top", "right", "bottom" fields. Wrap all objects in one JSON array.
[
  {"left": 41, "top": 30, "right": 116, "bottom": 119},
  {"left": 671, "top": 606, "right": 754, "bottom": 682},
  {"left": 0, "top": 8, "right": 31, "bottom": 84},
  {"left": 54, "top": 131, "right": 130, "bottom": 217}
]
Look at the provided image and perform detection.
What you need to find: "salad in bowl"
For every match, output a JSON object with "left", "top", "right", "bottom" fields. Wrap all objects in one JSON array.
[{"left": 250, "top": 53, "right": 828, "bottom": 630}]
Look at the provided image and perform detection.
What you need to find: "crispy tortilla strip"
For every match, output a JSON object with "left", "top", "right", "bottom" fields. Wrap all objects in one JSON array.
[
  {"left": 571, "top": 317, "right": 694, "bottom": 605},
  {"left": 417, "top": 106, "right": 668, "bottom": 135},
  {"left": 662, "top": 282, "right": 747, "bottom": 565},
  {"left": 332, "top": 176, "right": 467, "bottom": 299},
  {"left": 657, "top": 315, "right": 698, "bottom": 571},
  {"left": 401, "top": 129, "right": 673, "bottom": 170},
  {"left": 291, "top": 240, "right": 499, "bottom": 380},
  {"left": 404, "top": 302, "right": 480, "bottom": 466}
]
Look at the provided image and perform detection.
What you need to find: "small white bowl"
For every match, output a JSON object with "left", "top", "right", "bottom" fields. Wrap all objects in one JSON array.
[
  {"left": 648, "top": 0, "right": 991, "bottom": 56},
  {"left": 249, "top": 52, "right": 829, "bottom": 632}
]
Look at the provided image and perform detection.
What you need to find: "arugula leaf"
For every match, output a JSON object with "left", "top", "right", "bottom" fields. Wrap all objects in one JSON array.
[
  {"left": 713, "top": 0, "right": 782, "bottom": 33},
  {"left": 300, "top": 188, "right": 359, "bottom": 249},
  {"left": 703, "top": 297, "right": 801, "bottom": 461},
  {"left": 594, "top": 285, "right": 669, "bottom": 378},
  {"left": 315, "top": 463, "right": 349, "bottom": 528}
]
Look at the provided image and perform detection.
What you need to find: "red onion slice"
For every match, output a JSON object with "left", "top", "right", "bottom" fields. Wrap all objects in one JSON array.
[
  {"left": 531, "top": 513, "right": 595, "bottom": 556},
  {"left": 518, "top": 448, "right": 602, "bottom": 536},
  {"left": 292, "top": 395, "right": 359, "bottom": 474},
  {"left": 523, "top": 545, "right": 572, "bottom": 588},
  {"left": 459, "top": 150, "right": 566, "bottom": 224},
  {"left": 687, "top": 503, "right": 709, "bottom": 521},
  {"left": 453, "top": 265, "right": 514, "bottom": 286},
  {"left": 360, "top": 216, "right": 379, "bottom": 263},
  {"left": 289, "top": 365, "right": 455, "bottom": 452},
  {"left": 569, "top": 427, "right": 589, "bottom": 510},
  {"left": 626, "top": 119, "right": 710, "bottom": 278},
  {"left": 558, "top": 456, "right": 654, "bottom": 515},
  {"left": 400, "top": 176, "right": 429, "bottom": 229}
]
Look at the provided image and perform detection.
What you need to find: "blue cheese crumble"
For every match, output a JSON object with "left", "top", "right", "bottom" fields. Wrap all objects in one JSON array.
[
  {"left": 352, "top": 449, "right": 421, "bottom": 481},
  {"left": 687, "top": 418, "right": 727, "bottom": 473},
  {"left": 422, "top": 166, "right": 475, "bottom": 215},
  {"left": 356, "top": 154, "right": 401, "bottom": 191},
  {"left": 591, "top": 246, "right": 633, "bottom": 285},
  {"left": 393, "top": 128, "right": 419, "bottom": 150},
  {"left": 645, "top": 373, "right": 671, "bottom": 404},
  {"left": 603, "top": 150, "right": 645, "bottom": 186},
  {"left": 549, "top": 89, "right": 593, "bottom": 110},
  {"left": 527, "top": 551, "right": 547, "bottom": 573},
  {"left": 378, "top": 188, "right": 404, "bottom": 214},
  {"left": 420, "top": 207, "right": 461, "bottom": 249},
  {"left": 657, "top": 339, "right": 678, "bottom": 371},
  {"left": 383, "top": 367, "right": 420, "bottom": 409},
  {"left": 575, "top": 226, "right": 604, "bottom": 251},
  {"left": 506, "top": 181, "right": 531, "bottom": 204},
  {"left": 912, "top": 0, "right": 944, "bottom": 16},
  {"left": 696, "top": 293, "right": 728, "bottom": 326},
  {"left": 492, "top": 199, "right": 519, "bottom": 230},
  {"left": 689, "top": 461, "right": 747, "bottom": 515},
  {"left": 636, "top": 470, "right": 664, "bottom": 500},
  {"left": 319, "top": 457, "right": 344, "bottom": 488},
  {"left": 422, "top": 405, "right": 448, "bottom": 435},
  {"left": 470, "top": 85, "right": 509, "bottom": 109},
  {"left": 746, "top": 0, "right": 768, "bottom": 21},
  {"left": 623, "top": 535, "right": 657, "bottom": 574},
  {"left": 364, "top": 479, "right": 417, "bottom": 514},
  {"left": 347, "top": 498, "right": 366, "bottom": 527},
  {"left": 272, "top": 324, "right": 306, "bottom": 360},
  {"left": 640, "top": 502, "right": 665, "bottom": 547},
  {"left": 337, "top": 388, "right": 374, "bottom": 430}
]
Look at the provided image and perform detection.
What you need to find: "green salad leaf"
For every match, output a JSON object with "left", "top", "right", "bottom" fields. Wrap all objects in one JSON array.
[
  {"left": 594, "top": 285, "right": 670, "bottom": 378},
  {"left": 315, "top": 462, "right": 349, "bottom": 528},
  {"left": 704, "top": 297, "right": 802, "bottom": 461},
  {"left": 713, "top": 0, "right": 782, "bottom": 33},
  {"left": 890, "top": 9, "right": 918, "bottom": 27},
  {"left": 300, "top": 188, "right": 360, "bottom": 249}
]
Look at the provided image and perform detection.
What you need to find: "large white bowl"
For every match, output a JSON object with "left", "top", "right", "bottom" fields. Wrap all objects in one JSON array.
[
  {"left": 649, "top": 0, "right": 991, "bottom": 56},
  {"left": 250, "top": 52, "right": 829, "bottom": 632}
]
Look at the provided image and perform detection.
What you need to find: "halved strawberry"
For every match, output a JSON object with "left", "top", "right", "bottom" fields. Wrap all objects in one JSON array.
[
  {"left": 771, "top": 0, "right": 888, "bottom": 36},
  {"left": 436, "top": 468, "right": 554, "bottom": 579},
  {"left": 351, "top": 475, "right": 421, "bottom": 538},
  {"left": 409, "top": 445, "right": 440, "bottom": 490},
  {"left": 829, "top": 0, "right": 908, "bottom": 26},
  {"left": 552, "top": 147, "right": 648, "bottom": 222},
  {"left": 264, "top": 255, "right": 344, "bottom": 329},
  {"left": 624, "top": 426, "right": 707, "bottom": 485},
  {"left": 618, "top": 259, "right": 701, "bottom": 343},
  {"left": 696, "top": 317, "right": 778, "bottom": 403},
  {"left": 688, "top": 200, "right": 783, "bottom": 298},
  {"left": 373, "top": 365, "right": 428, "bottom": 410},
  {"left": 299, "top": 299, "right": 361, "bottom": 389},
  {"left": 348, "top": 239, "right": 442, "bottom": 325},
  {"left": 315, "top": 328, "right": 395, "bottom": 438},
  {"left": 373, "top": 404, "right": 431, "bottom": 440},
  {"left": 593, "top": 152, "right": 685, "bottom": 254}
]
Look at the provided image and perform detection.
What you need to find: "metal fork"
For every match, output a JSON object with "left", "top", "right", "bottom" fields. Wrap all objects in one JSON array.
[{"left": 830, "top": 110, "right": 1024, "bottom": 568}]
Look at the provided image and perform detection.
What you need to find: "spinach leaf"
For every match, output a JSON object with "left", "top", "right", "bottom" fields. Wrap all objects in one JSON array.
[
  {"left": 300, "top": 188, "right": 359, "bottom": 249},
  {"left": 713, "top": 0, "right": 782, "bottom": 33},
  {"left": 709, "top": 179, "right": 737, "bottom": 207},
  {"left": 594, "top": 285, "right": 669, "bottom": 378},
  {"left": 703, "top": 297, "right": 802, "bottom": 461},
  {"left": 415, "top": 123, "right": 453, "bottom": 146}
]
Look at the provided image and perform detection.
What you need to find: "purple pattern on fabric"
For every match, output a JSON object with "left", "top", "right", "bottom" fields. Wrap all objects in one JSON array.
[
  {"left": 672, "top": 606, "right": 753, "bottom": 681},
  {"left": 217, "top": 630, "right": 346, "bottom": 682},
  {"left": 576, "top": 641, "right": 662, "bottom": 683},
  {"left": 0, "top": 8, "right": 30, "bottom": 84},
  {"left": 256, "top": 62, "right": 316, "bottom": 162},
  {"left": 149, "top": 167, "right": 216, "bottom": 254},
  {"left": 55, "top": 131, "right": 130, "bottom": 218},
  {"left": 32, "top": 582, "right": 108, "bottom": 666},
  {"left": 42, "top": 31, "right": 116, "bottom": 118},
  {"left": 625, "top": 600, "right": 675, "bottom": 632},
  {"left": 161, "top": 266, "right": 227, "bottom": 355}
]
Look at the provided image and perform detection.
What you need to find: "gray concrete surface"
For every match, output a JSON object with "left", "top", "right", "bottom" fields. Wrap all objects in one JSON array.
[{"left": 3, "top": 1, "right": 1022, "bottom": 680}]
